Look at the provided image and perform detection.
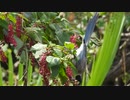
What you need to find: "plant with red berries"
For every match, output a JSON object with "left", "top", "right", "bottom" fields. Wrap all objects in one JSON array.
[
  {"left": 39, "top": 51, "right": 51, "bottom": 86},
  {"left": 16, "top": 14, "right": 23, "bottom": 38},
  {"left": 70, "top": 33, "right": 81, "bottom": 49},
  {"left": 0, "top": 47, "right": 7, "bottom": 62},
  {"left": 4, "top": 23, "right": 17, "bottom": 47},
  {"left": 0, "top": 12, "right": 88, "bottom": 86}
]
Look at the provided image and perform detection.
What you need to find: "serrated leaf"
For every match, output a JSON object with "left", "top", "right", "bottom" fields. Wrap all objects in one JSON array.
[
  {"left": 31, "top": 43, "right": 47, "bottom": 51},
  {"left": 59, "top": 67, "right": 68, "bottom": 84},
  {"left": 25, "top": 27, "right": 41, "bottom": 33},
  {"left": 50, "top": 65, "right": 60, "bottom": 78},
  {"left": 33, "top": 49, "right": 46, "bottom": 59},
  {"left": 53, "top": 48, "right": 63, "bottom": 57},
  {"left": 56, "top": 31, "right": 70, "bottom": 45},
  {"left": 46, "top": 56, "right": 61, "bottom": 67},
  {"left": 49, "top": 23, "right": 57, "bottom": 31},
  {"left": 40, "top": 13, "right": 49, "bottom": 23},
  {"left": 31, "top": 43, "right": 47, "bottom": 59},
  {"left": 14, "top": 35, "right": 24, "bottom": 51},
  {"left": 25, "top": 27, "right": 43, "bottom": 42}
]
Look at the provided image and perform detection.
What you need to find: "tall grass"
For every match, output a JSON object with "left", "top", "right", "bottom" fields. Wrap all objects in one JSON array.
[
  {"left": 27, "top": 60, "right": 33, "bottom": 86},
  {"left": 7, "top": 49, "right": 14, "bottom": 86},
  {"left": 18, "top": 63, "right": 24, "bottom": 86},
  {"left": 1, "top": 49, "right": 38, "bottom": 86},
  {"left": 86, "top": 12, "right": 125, "bottom": 86},
  {"left": 36, "top": 74, "right": 43, "bottom": 86}
]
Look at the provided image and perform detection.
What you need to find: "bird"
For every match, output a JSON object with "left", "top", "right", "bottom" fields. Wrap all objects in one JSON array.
[{"left": 75, "top": 12, "right": 99, "bottom": 83}]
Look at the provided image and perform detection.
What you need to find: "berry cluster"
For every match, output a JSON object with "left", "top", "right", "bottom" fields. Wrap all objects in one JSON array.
[
  {"left": 29, "top": 52, "right": 37, "bottom": 67},
  {"left": 27, "top": 39, "right": 37, "bottom": 67},
  {"left": 16, "top": 15, "right": 22, "bottom": 38},
  {"left": 65, "top": 66, "right": 73, "bottom": 79},
  {"left": 70, "top": 34, "right": 80, "bottom": 49},
  {"left": 39, "top": 51, "right": 51, "bottom": 86},
  {"left": 63, "top": 66, "right": 74, "bottom": 86},
  {"left": 0, "top": 47, "right": 7, "bottom": 62},
  {"left": 4, "top": 23, "right": 17, "bottom": 47}
]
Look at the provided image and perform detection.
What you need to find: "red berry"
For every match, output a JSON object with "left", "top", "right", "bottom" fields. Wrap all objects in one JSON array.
[
  {"left": 0, "top": 47, "right": 7, "bottom": 62},
  {"left": 38, "top": 52, "right": 51, "bottom": 86},
  {"left": 66, "top": 66, "right": 73, "bottom": 79},
  {"left": 70, "top": 34, "right": 79, "bottom": 48},
  {"left": 29, "top": 52, "right": 37, "bottom": 67},
  {"left": 16, "top": 15, "right": 22, "bottom": 38},
  {"left": 5, "top": 23, "right": 17, "bottom": 47},
  {"left": 10, "top": 37, "right": 17, "bottom": 47}
]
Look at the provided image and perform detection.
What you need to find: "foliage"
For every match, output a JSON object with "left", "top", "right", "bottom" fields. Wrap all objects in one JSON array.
[
  {"left": 0, "top": 12, "right": 81, "bottom": 86},
  {"left": 87, "top": 12, "right": 125, "bottom": 86},
  {"left": 0, "top": 12, "right": 128, "bottom": 86}
]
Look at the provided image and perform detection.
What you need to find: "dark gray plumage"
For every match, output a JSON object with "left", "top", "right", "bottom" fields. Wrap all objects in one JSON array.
[{"left": 75, "top": 12, "right": 99, "bottom": 81}]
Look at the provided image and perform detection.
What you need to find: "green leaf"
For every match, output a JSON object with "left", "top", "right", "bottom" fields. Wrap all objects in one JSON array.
[
  {"left": 47, "top": 12, "right": 57, "bottom": 19},
  {"left": 53, "top": 48, "right": 63, "bottom": 57},
  {"left": 40, "top": 13, "right": 49, "bottom": 23},
  {"left": 20, "top": 50, "right": 26, "bottom": 63},
  {"left": 59, "top": 66, "right": 68, "bottom": 84},
  {"left": 8, "top": 14, "right": 16, "bottom": 23},
  {"left": 56, "top": 31, "right": 70, "bottom": 45},
  {"left": 87, "top": 12, "right": 125, "bottom": 86},
  {"left": 31, "top": 42, "right": 47, "bottom": 51},
  {"left": 27, "top": 60, "right": 33, "bottom": 86},
  {"left": 23, "top": 12, "right": 32, "bottom": 19},
  {"left": 7, "top": 49, "right": 14, "bottom": 86},
  {"left": 17, "top": 13, "right": 28, "bottom": 21},
  {"left": 49, "top": 23, "right": 57, "bottom": 31},
  {"left": 64, "top": 42, "right": 75, "bottom": 50},
  {"left": 50, "top": 65, "right": 60, "bottom": 78},
  {"left": 0, "top": 27, "right": 4, "bottom": 40},
  {"left": 31, "top": 43, "right": 47, "bottom": 59},
  {"left": 46, "top": 56, "right": 61, "bottom": 67},
  {"left": 18, "top": 63, "right": 24, "bottom": 86},
  {"left": 36, "top": 74, "right": 43, "bottom": 86},
  {"left": 67, "top": 61, "right": 78, "bottom": 76},
  {"left": 14, "top": 35, "right": 24, "bottom": 51},
  {"left": 34, "top": 49, "right": 45, "bottom": 59},
  {"left": 0, "top": 19, "right": 8, "bottom": 29},
  {"left": 25, "top": 27, "right": 43, "bottom": 43}
]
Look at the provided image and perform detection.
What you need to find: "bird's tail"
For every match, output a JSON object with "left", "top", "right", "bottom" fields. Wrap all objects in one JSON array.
[{"left": 83, "top": 12, "right": 99, "bottom": 44}]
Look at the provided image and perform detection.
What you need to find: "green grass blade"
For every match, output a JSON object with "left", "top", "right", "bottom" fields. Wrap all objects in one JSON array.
[
  {"left": 7, "top": 49, "right": 14, "bottom": 86},
  {"left": 27, "top": 60, "right": 33, "bottom": 86},
  {"left": 36, "top": 74, "right": 43, "bottom": 86},
  {"left": 87, "top": 12, "right": 125, "bottom": 86},
  {"left": 18, "top": 63, "right": 24, "bottom": 86},
  {"left": 0, "top": 62, "right": 3, "bottom": 86},
  {"left": 81, "top": 72, "right": 86, "bottom": 86}
]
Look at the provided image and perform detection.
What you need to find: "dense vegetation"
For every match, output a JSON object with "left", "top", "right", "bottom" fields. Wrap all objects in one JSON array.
[{"left": 0, "top": 12, "right": 129, "bottom": 86}]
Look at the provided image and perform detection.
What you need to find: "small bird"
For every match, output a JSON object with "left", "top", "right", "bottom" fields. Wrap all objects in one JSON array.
[{"left": 75, "top": 12, "right": 99, "bottom": 83}]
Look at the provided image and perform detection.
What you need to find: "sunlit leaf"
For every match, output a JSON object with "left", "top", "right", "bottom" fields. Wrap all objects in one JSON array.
[{"left": 46, "top": 56, "right": 61, "bottom": 67}]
